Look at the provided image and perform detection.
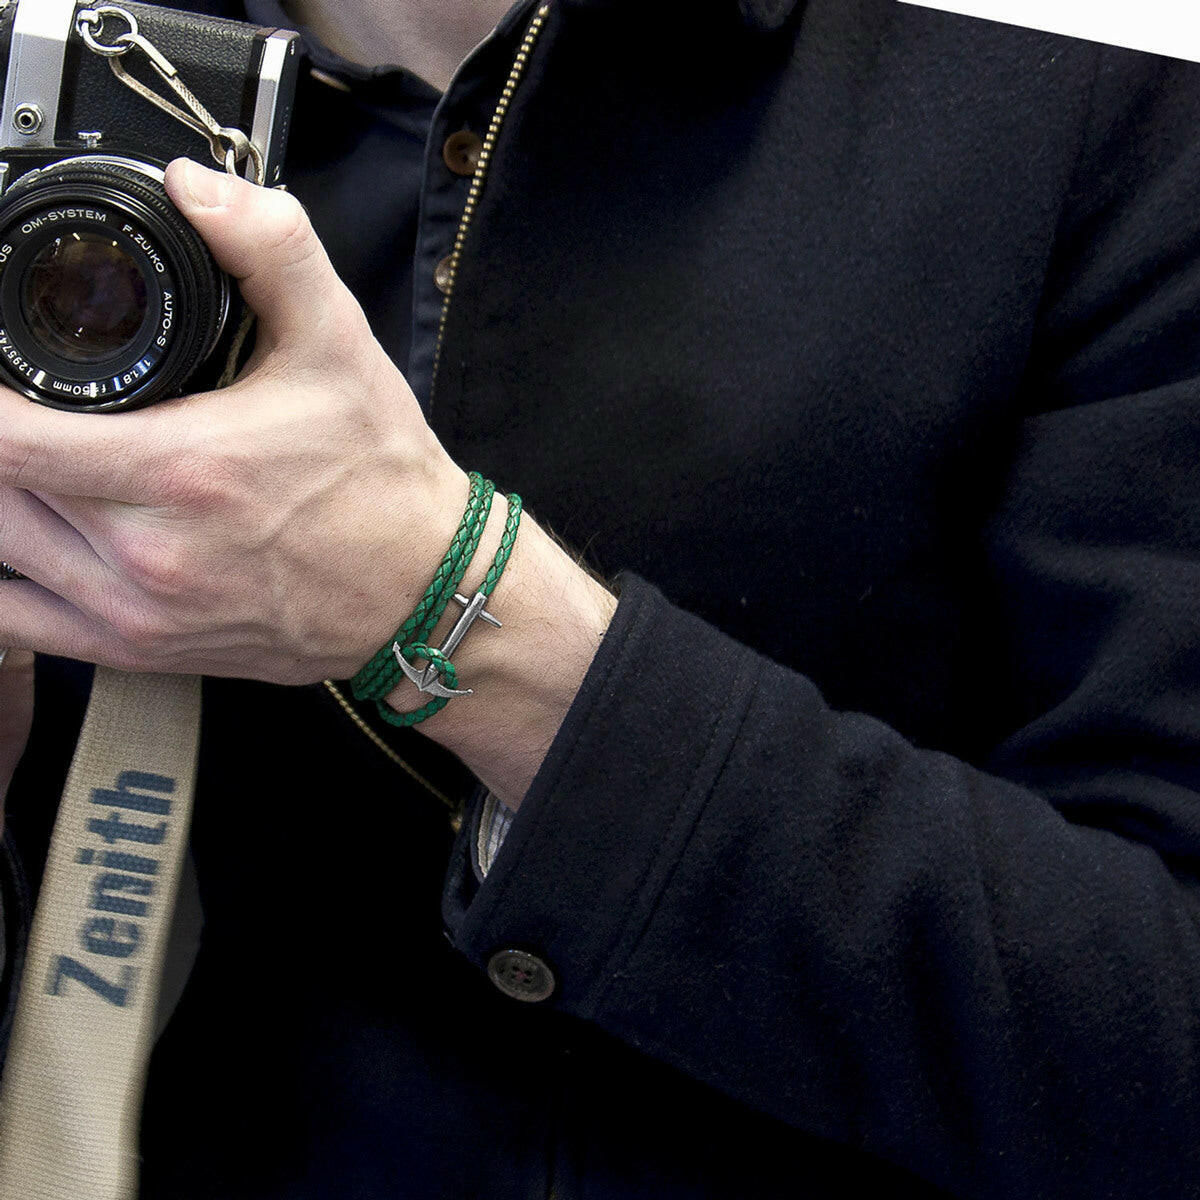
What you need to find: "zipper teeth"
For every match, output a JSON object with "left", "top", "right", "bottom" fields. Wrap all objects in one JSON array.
[
  {"left": 325, "top": 7, "right": 551, "bottom": 824},
  {"left": 430, "top": 2, "right": 552, "bottom": 397},
  {"left": 321, "top": 680, "right": 458, "bottom": 819}
]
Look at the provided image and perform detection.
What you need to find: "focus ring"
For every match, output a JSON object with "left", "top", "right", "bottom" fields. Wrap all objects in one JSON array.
[{"left": 0, "top": 158, "right": 230, "bottom": 411}]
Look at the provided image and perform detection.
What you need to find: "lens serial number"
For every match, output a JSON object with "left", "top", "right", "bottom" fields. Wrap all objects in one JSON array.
[{"left": 0, "top": 329, "right": 34, "bottom": 378}]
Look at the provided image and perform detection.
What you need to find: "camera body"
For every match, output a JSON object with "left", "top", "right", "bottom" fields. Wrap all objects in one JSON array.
[{"left": 0, "top": 0, "right": 299, "bottom": 411}]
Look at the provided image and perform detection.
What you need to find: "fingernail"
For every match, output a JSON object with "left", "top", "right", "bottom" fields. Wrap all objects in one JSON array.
[{"left": 175, "top": 158, "right": 233, "bottom": 209}]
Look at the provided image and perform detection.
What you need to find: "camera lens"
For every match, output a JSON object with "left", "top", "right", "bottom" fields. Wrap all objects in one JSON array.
[
  {"left": 0, "top": 157, "right": 230, "bottom": 412},
  {"left": 22, "top": 232, "right": 149, "bottom": 365}
]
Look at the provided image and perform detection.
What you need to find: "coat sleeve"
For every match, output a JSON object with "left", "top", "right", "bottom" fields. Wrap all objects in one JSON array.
[{"left": 442, "top": 42, "right": 1200, "bottom": 1200}]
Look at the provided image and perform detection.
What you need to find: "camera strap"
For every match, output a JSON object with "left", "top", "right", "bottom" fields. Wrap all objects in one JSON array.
[
  {"left": 0, "top": 279, "right": 257, "bottom": 1198},
  {"left": 0, "top": 669, "right": 201, "bottom": 1200},
  {"left": 0, "top": 11, "right": 265, "bottom": 1187},
  {"left": 76, "top": 5, "right": 264, "bottom": 182}
]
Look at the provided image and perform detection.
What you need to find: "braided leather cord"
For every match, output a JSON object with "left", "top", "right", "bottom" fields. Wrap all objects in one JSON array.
[
  {"left": 479, "top": 493, "right": 522, "bottom": 598},
  {"left": 375, "top": 647, "right": 458, "bottom": 727},
  {"left": 400, "top": 478, "right": 494, "bottom": 656},
  {"left": 350, "top": 473, "right": 493, "bottom": 700},
  {"left": 375, "top": 491, "right": 523, "bottom": 728}
]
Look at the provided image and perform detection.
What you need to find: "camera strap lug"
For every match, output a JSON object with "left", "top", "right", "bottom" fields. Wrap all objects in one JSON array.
[{"left": 76, "top": 5, "right": 265, "bottom": 184}]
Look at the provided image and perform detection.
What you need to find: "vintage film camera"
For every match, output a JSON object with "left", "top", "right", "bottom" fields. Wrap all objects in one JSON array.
[{"left": 0, "top": 0, "right": 298, "bottom": 411}]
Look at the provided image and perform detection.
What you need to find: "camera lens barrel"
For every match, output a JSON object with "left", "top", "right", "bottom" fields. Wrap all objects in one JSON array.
[{"left": 0, "top": 158, "right": 229, "bottom": 412}]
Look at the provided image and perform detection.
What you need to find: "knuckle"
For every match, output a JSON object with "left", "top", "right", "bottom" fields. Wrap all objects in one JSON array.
[
  {"left": 327, "top": 297, "right": 375, "bottom": 359},
  {"left": 143, "top": 551, "right": 191, "bottom": 602},
  {"left": 262, "top": 192, "right": 318, "bottom": 271},
  {"left": 110, "top": 532, "right": 190, "bottom": 601}
]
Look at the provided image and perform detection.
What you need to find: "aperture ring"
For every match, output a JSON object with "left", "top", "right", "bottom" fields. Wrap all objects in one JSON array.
[{"left": 0, "top": 159, "right": 229, "bottom": 411}]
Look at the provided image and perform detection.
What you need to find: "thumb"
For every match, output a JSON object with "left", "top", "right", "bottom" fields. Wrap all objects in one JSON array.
[{"left": 164, "top": 157, "right": 352, "bottom": 347}]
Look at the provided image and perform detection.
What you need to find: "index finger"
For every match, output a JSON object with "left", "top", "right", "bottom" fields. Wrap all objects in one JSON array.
[{"left": 0, "top": 384, "right": 170, "bottom": 500}]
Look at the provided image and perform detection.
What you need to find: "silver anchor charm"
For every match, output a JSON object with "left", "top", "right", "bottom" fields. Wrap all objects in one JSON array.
[{"left": 393, "top": 590, "right": 502, "bottom": 699}]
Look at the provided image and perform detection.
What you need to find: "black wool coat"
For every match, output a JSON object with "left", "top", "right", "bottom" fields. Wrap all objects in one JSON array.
[{"left": 10, "top": 0, "right": 1200, "bottom": 1196}]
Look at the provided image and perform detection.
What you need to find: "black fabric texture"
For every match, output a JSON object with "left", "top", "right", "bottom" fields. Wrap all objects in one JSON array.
[
  {"left": 429, "top": 4, "right": 1200, "bottom": 1195},
  {"left": 3, "top": 0, "right": 1200, "bottom": 1196},
  {"left": 0, "top": 829, "right": 28, "bottom": 1074}
]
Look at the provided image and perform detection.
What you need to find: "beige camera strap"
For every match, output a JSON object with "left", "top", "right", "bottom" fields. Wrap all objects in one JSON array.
[
  {"left": 0, "top": 669, "right": 201, "bottom": 1200},
  {"left": 0, "top": 11, "right": 261, "bottom": 1192}
]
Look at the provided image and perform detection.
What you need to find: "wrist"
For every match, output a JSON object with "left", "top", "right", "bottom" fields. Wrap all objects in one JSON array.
[{"left": 383, "top": 497, "right": 616, "bottom": 810}]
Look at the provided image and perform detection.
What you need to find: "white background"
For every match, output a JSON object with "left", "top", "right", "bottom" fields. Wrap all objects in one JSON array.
[{"left": 897, "top": 1, "right": 1200, "bottom": 64}]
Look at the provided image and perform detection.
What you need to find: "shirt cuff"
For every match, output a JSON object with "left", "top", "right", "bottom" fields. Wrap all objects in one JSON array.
[{"left": 474, "top": 789, "right": 515, "bottom": 879}]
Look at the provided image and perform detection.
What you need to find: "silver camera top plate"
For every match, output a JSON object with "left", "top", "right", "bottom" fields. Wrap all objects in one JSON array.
[
  {"left": 0, "top": 1, "right": 298, "bottom": 183},
  {"left": 0, "top": 0, "right": 77, "bottom": 152}
]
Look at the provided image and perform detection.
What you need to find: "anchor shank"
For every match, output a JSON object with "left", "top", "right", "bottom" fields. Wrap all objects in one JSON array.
[
  {"left": 416, "top": 590, "right": 498, "bottom": 690},
  {"left": 439, "top": 590, "right": 491, "bottom": 661}
]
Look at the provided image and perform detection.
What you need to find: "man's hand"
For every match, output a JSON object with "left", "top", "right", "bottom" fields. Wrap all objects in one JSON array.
[
  {"left": 0, "top": 159, "right": 469, "bottom": 685},
  {"left": 0, "top": 160, "right": 615, "bottom": 807}
]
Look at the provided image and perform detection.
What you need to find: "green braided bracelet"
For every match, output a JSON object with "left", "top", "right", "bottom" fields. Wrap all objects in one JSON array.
[
  {"left": 479, "top": 491, "right": 522, "bottom": 599},
  {"left": 351, "top": 478, "right": 490, "bottom": 700},
  {"left": 376, "top": 646, "right": 459, "bottom": 727},
  {"left": 376, "top": 479, "right": 493, "bottom": 685},
  {"left": 375, "top": 489, "right": 523, "bottom": 728},
  {"left": 350, "top": 472, "right": 493, "bottom": 701}
]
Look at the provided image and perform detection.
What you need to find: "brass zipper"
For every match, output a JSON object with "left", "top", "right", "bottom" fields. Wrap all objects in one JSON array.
[
  {"left": 324, "top": 4, "right": 552, "bottom": 828},
  {"left": 429, "top": 2, "right": 553, "bottom": 397},
  {"left": 322, "top": 680, "right": 461, "bottom": 830}
]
